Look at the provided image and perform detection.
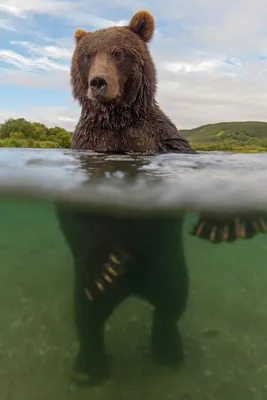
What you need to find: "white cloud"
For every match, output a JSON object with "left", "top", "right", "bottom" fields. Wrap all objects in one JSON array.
[
  {"left": 164, "top": 57, "right": 242, "bottom": 75},
  {"left": 82, "top": 16, "right": 127, "bottom": 29},
  {"left": 0, "top": 70, "right": 69, "bottom": 89},
  {"left": 0, "top": 18, "right": 16, "bottom": 31},
  {"left": 0, "top": 106, "right": 79, "bottom": 130},
  {"left": 0, "top": 0, "right": 128, "bottom": 27},
  {"left": 0, "top": 0, "right": 162, "bottom": 31},
  {"left": 189, "top": 0, "right": 267, "bottom": 54},
  {"left": 11, "top": 41, "right": 73, "bottom": 60},
  {"left": 156, "top": 66, "right": 267, "bottom": 128},
  {"left": 0, "top": 49, "right": 69, "bottom": 72},
  {"left": 58, "top": 116, "right": 77, "bottom": 123},
  {"left": 0, "top": 1, "right": 71, "bottom": 18}
]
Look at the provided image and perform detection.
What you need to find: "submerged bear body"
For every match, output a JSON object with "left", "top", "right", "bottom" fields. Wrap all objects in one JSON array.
[{"left": 58, "top": 208, "right": 189, "bottom": 385}]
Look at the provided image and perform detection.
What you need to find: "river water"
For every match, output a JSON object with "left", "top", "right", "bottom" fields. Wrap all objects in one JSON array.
[{"left": 1, "top": 148, "right": 267, "bottom": 400}]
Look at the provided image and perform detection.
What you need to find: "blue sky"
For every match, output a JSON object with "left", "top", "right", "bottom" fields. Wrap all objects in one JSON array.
[{"left": 0, "top": 0, "right": 266, "bottom": 130}]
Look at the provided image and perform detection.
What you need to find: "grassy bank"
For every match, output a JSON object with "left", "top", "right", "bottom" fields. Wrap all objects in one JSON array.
[{"left": 190, "top": 142, "right": 266, "bottom": 153}]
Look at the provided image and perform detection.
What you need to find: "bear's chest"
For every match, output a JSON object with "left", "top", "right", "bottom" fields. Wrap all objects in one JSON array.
[
  {"left": 123, "top": 128, "right": 159, "bottom": 154},
  {"left": 72, "top": 122, "right": 159, "bottom": 154}
]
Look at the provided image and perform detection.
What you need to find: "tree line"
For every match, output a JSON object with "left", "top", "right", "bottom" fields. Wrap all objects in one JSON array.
[{"left": 0, "top": 118, "right": 71, "bottom": 148}]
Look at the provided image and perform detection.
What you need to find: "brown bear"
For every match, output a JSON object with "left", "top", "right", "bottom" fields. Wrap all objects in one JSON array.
[
  {"left": 57, "top": 9, "right": 267, "bottom": 388},
  {"left": 57, "top": 10, "right": 194, "bottom": 387},
  {"left": 70, "top": 9, "right": 196, "bottom": 155}
]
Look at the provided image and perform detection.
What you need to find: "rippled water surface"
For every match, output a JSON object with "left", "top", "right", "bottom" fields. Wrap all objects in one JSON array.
[{"left": 1, "top": 148, "right": 267, "bottom": 400}]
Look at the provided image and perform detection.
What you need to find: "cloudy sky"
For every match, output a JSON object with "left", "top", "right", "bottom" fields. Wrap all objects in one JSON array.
[{"left": 0, "top": 0, "right": 266, "bottom": 130}]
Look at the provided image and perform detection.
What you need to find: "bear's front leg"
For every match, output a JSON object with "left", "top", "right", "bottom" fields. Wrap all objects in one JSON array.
[
  {"left": 72, "top": 254, "right": 131, "bottom": 386},
  {"left": 72, "top": 273, "right": 109, "bottom": 386}
]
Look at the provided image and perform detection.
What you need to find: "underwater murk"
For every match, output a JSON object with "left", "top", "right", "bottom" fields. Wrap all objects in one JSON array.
[{"left": 1, "top": 148, "right": 267, "bottom": 400}]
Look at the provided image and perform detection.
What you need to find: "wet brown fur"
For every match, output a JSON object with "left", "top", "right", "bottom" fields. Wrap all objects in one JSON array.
[{"left": 70, "top": 10, "right": 196, "bottom": 154}]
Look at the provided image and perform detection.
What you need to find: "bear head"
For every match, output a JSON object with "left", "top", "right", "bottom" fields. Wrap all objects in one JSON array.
[{"left": 71, "top": 10, "right": 157, "bottom": 121}]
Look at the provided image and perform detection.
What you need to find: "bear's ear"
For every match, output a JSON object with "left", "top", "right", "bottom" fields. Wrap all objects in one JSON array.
[
  {"left": 128, "top": 10, "right": 155, "bottom": 43},
  {"left": 74, "top": 28, "right": 88, "bottom": 44}
]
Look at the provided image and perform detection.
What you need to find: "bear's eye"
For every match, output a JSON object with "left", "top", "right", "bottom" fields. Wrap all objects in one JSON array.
[
  {"left": 83, "top": 53, "right": 91, "bottom": 63},
  {"left": 112, "top": 51, "right": 123, "bottom": 61}
]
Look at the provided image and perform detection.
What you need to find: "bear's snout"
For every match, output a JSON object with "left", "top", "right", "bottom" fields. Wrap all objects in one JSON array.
[
  {"left": 87, "top": 54, "right": 120, "bottom": 102},
  {"left": 90, "top": 75, "right": 108, "bottom": 91},
  {"left": 89, "top": 75, "right": 109, "bottom": 99}
]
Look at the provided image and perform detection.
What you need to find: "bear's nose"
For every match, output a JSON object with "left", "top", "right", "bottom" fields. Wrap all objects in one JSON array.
[{"left": 90, "top": 75, "right": 108, "bottom": 90}]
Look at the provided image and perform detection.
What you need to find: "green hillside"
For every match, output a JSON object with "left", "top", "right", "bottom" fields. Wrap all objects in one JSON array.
[{"left": 180, "top": 121, "right": 267, "bottom": 152}]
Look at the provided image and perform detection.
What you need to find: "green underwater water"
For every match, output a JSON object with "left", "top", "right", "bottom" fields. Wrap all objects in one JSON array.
[{"left": 1, "top": 197, "right": 267, "bottom": 400}]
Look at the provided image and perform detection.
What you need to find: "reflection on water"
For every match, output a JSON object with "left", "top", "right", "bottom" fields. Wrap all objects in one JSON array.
[{"left": 0, "top": 149, "right": 267, "bottom": 399}]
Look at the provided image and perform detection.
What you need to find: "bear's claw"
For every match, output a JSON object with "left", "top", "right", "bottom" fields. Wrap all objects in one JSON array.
[
  {"left": 192, "top": 214, "right": 267, "bottom": 243},
  {"left": 84, "top": 253, "right": 123, "bottom": 301}
]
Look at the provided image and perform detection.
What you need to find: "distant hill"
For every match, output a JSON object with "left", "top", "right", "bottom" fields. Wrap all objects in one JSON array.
[
  {"left": 180, "top": 121, "right": 267, "bottom": 141},
  {"left": 180, "top": 121, "right": 267, "bottom": 152}
]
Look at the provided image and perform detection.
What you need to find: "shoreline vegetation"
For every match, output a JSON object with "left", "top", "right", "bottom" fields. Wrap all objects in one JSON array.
[
  {"left": 181, "top": 121, "right": 267, "bottom": 153},
  {"left": 1, "top": 118, "right": 267, "bottom": 153},
  {"left": 0, "top": 118, "right": 71, "bottom": 149}
]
